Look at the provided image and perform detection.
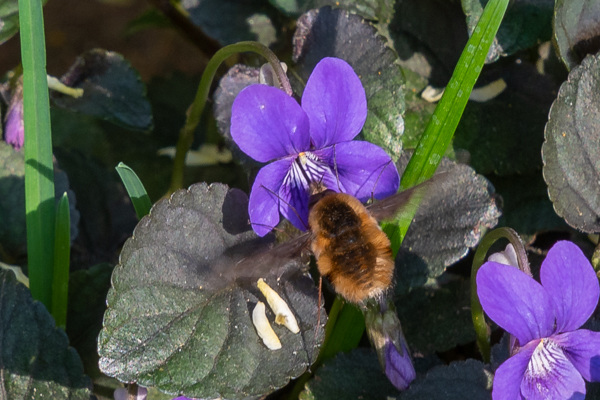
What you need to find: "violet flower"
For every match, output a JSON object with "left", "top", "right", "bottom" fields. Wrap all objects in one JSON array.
[
  {"left": 230, "top": 57, "right": 399, "bottom": 236},
  {"left": 4, "top": 84, "right": 24, "bottom": 150},
  {"left": 477, "top": 241, "right": 600, "bottom": 399}
]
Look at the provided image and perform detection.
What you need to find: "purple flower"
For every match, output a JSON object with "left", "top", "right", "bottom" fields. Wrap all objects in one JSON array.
[
  {"left": 383, "top": 336, "right": 417, "bottom": 390},
  {"left": 230, "top": 57, "right": 399, "bottom": 236},
  {"left": 477, "top": 241, "right": 600, "bottom": 399},
  {"left": 4, "top": 85, "right": 24, "bottom": 150}
]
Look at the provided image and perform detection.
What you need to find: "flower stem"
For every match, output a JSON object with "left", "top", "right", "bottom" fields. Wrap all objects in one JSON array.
[
  {"left": 471, "top": 227, "right": 526, "bottom": 363},
  {"left": 167, "top": 41, "right": 290, "bottom": 195}
]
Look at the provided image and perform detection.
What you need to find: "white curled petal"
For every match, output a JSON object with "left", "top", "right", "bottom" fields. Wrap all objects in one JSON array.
[
  {"left": 252, "top": 301, "right": 281, "bottom": 350},
  {"left": 257, "top": 278, "right": 300, "bottom": 333}
]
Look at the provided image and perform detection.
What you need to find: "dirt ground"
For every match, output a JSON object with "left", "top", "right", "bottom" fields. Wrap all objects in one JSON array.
[{"left": 1, "top": 0, "right": 208, "bottom": 81}]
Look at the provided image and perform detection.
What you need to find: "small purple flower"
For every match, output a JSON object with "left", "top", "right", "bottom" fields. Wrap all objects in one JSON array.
[
  {"left": 477, "top": 241, "right": 600, "bottom": 399},
  {"left": 4, "top": 85, "right": 24, "bottom": 150},
  {"left": 383, "top": 336, "right": 417, "bottom": 390},
  {"left": 230, "top": 57, "right": 399, "bottom": 236}
]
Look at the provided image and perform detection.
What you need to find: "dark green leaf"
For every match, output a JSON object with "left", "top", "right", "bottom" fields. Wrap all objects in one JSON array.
[
  {"left": 0, "top": 0, "right": 47, "bottom": 45},
  {"left": 0, "top": 142, "right": 79, "bottom": 262},
  {"left": 183, "top": 0, "right": 282, "bottom": 46},
  {"left": 398, "top": 154, "right": 501, "bottom": 279},
  {"left": 0, "top": 269, "right": 91, "bottom": 399},
  {"left": 462, "top": 0, "right": 553, "bottom": 61},
  {"left": 397, "top": 276, "right": 474, "bottom": 354},
  {"left": 401, "top": 68, "right": 436, "bottom": 150},
  {"left": 98, "top": 183, "right": 324, "bottom": 399},
  {"left": 51, "top": 49, "right": 153, "bottom": 131},
  {"left": 292, "top": 6, "right": 405, "bottom": 159},
  {"left": 400, "top": 360, "right": 493, "bottom": 400},
  {"left": 115, "top": 162, "right": 152, "bottom": 219},
  {"left": 67, "top": 263, "right": 114, "bottom": 378},
  {"left": 554, "top": 0, "right": 600, "bottom": 70},
  {"left": 542, "top": 52, "right": 600, "bottom": 233},
  {"left": 490, "top": 172, "right": 567, "bottom": 235},
  {"left": 271, "top": 0, "right": 394, "bottom": 20},
  {"left": 387, "top": 0, "right": 468, "bottom": 86},
  {"left": 52, "top": 192, "right": 71, "bottom": 329},
  {"left": 300, "top": 348, "right": 400, "bottom": 400},
  {"left": 453, "top": 61, "right": 558, "bottom": 175}
]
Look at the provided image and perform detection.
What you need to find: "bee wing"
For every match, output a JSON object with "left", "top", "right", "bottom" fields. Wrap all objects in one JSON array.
[
  {"left": 367, "top": 174, "right": 446, "bottom": 222},
  {"left": 231, "top": 231, "right": 313, "bottom": 281}
]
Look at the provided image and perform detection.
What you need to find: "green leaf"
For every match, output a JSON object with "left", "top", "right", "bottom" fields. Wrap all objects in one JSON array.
[
  {"left": 490, "top": 173, "right": 567, "bottom": 236},
  {"left": 115, "top": 162, "right": 152, "bottom": 219},
  {"left": 397, "top": 277, "right": 474, "bottom": 354},
  {"left": 0, "top": 142, "right": 80, "bottom": 262},
  {"left": 462, "top": 0, "right": 553, "bottom": 61},
  {"left": 397, "top": 154, "right": 501, "bottom": 280},
  {"left": 67, "top": 263, "right": 114, "bottom": 378},
  {"left": 453, "top": 61, "right": 558, "bottom": 175},
  {"left": 292, "top": 6, "right": 406, "bottom": 159},
  {"left": 51, "top": 49, "right": 153, "bottom": 131},
  {"left": 183, "top": 0, "right": 282, "bottom": 46},
  {"left": 0, "top": 0, "right": 47, "bottom": 45},
  {"left": 401, "top": 68, "right": 436, "bottom": 150},
  {"left": 386, "top": 0, "right": 469, "bottom": 86},
  {"left": 542, "top": 52, "right": 600, "bottom": 233},
  {"left": 0, "top": 269, "right": 91, "bottom": 399},
  {"left": 52, "top": 192, "right": 70, "bottom": 329},
  {"left": 270, "top": 0, "right": 394, "bottom": 20},
  {"left": 98, "top": 183, "right": 324, "bottom": 399},
  {"left": 399, "top": 360, "right": 493, "bottom": 400},
  {"left": 554, "top": 0, "right": 600, "bottom": 71},
  {"left": 300, "top": 348, "right": 400, "bottom": 400}
]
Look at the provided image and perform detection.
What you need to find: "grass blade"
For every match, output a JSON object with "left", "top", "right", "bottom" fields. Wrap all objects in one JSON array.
[
  {"left": 19, "top": 0, "right": 55, "bottom": 308},
  {"left": 116, "top": 162, "right": 152, "bottom": 219},
  {"left": 52, "top": 192, "right": 70, "bottom": 329}
]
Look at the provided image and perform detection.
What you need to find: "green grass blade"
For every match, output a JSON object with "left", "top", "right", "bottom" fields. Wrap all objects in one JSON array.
[
  {"left": 52, "top": 192, "right": 70, "bottom": 329},
  {"left": 116, "top": 162, "right": 152, "bottom": 219},
  {"left": 384, "top": 0, "right": 509, "bottom": 253},
  {"left": 19, "top": 0, "right": 55, "bottom": 308}
]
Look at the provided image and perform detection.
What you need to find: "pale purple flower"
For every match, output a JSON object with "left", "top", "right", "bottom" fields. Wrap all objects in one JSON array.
[
  {"left": 114, "top": 386, "right": 147, "bottom": 400},
  {"left": 4, "top": 85, "right": 24, "bottom": 150},
  {"left": 230, "top": 57, "right": 399, "bottom": 236},
  {"left": 477, "top": 241, "right": 600, "bottom": 399}
]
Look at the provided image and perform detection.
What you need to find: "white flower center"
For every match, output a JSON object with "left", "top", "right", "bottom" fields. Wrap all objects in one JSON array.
[
  {"left": 526, "top": 338, "right": 563, "bottom": 379},
  {"left": 286, "top": 151, "right": 330, "bottom": 191}
]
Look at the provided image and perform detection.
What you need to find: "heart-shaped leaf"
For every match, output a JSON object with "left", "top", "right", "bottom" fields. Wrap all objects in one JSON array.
[
  {"left": 292, "top": 6, "right": 406, "bottom": 159},
  {"left": 270, "top": 0, "right": 394, "bottom": 20},
  {"left": 399, "top": 360, "right": 493, "bottom": 400},
  {"left": 542, "top": 52, "right": 600, "bottom": 233},
  {"left": 554, "top": 0, "right": 600, "bottom": 70},
  {"left": 462, "top": 0, "right": 553, "bottom": 61},
  {"left": 397, "top": 276, "right": 474, "bottom": 354},
  {"left": 51, "top": 49, "right": 153, "bottom": 131},
  {"left": 183, "top": 0, "right": 282, "bottom": 46},
  {"left": 0, "top": 141, "right": 79, "bottom": 261},
  {"left": 398, "top": 154, "right": 502, "bottom": 279},
  {"left": 300, "top": 348, "right": 400, "bottom": 400},
  {"left": 0, "top": 269, "right": 91, "bottom": 399},
  {"left": 98, "top": 183, "right": 323, "bottom": 399}
]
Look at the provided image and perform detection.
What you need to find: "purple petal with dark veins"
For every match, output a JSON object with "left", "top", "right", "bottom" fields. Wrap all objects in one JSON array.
[
  {"left": 520, "top": 338, "right": 585, "bottom": 400},
  {"left": 279, "top": 164, "right": 310, "bottom": 232},
  {"left": 231, "top": 84, "right": 310, "bottom": 162},
  {"left": 540, "top": 241, "right": 600, "bottom": 333},
  {"left": 555, "top": 330, "right": 600, "bottom": 382},
  {"left": 492, "top": 340, "right": 538, "bottom": 400},
  {"left": 248, "top": 158, "right": 293, "bottom": 236},
  {"left": 301, "top": 58, "right": 367, "bottom": 149},
  {"left": 477, "top": 262, "right": 555, "bottom": 346},
  {"left": 314, "top": 141, "right": 399, "bottom": 202}
]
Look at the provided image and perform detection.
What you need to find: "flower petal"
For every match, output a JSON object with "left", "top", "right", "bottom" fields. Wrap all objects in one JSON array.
[
  {"left": 5, "top": 94, "right": 24, "bottom": 150},
  {"left": 477, "top": 262, "right": 555, "bottom": 345},
  {"left": 248, "top": 159, "right": 292, "bottom": 236},
  {"left": 384, "top": 340, "right": 416, "bottom": 391},
  {"left": 314, "top": 141, "right": 399, "bottom": 201},
  {"left": 231, "top": 84, "right": 310, "bottom": 162},
  {"left": 301, "top": 58, "right": 367, "bottom": 148},
  {"left": 279, "top": 169, "right": 310, "bottom": 232},
  {"left": 540, "top": 241, "right": 600, "bottom": 332},
  {"left": 492, "top": 339, "right": 538, "bottom": 400},
  {"left": 555, "top": 329, "right": 600, "bottom": 382},
  {"left": 521, "top": 338, "right": 586, "bottom": 400}
]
